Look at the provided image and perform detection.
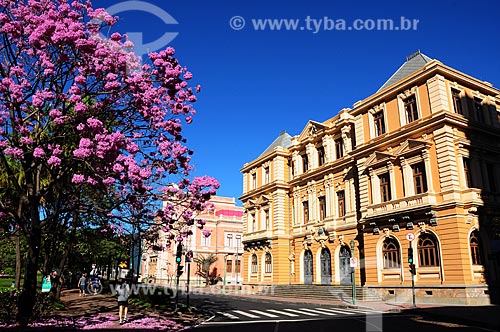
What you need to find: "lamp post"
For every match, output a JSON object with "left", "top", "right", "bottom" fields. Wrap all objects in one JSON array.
[
  {"left": 236, "top": 235, "right": 241, "bottom": 287},
  {"left": 350, "top": 239, "right": 357, "bottom": 305},
  {"left": 223, "top": 254, "right": 227, "bottom": 294}
]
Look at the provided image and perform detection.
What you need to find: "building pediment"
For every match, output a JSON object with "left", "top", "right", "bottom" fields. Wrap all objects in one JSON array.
[
  {"left": 255, "top": 194, "right": 272, "bottom": 206},
  {"left": 243, "top": 200, "right": 256, "bottom": 210},
  {"left": 297, "top": 120, "right": 329, "bottom": 142},
  {"left": 363, "top": 151, "right": 396, "bottom": 168},
  {"left": 394, "top": 139, "right": 431, "bottom": 157}
]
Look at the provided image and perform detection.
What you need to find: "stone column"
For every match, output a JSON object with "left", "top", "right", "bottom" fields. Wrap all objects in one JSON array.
[
  {"left": 325, "top": 180, "right": 332, "bottom": 217},
  {"left": 388, "top": 161, "right": 397, "bottom": 200},
  {"left": 306, "top": 143, "right": 317, "bottom": 169},
  {"left": 422, "top": 149, "right": 434, "bottom": 193},
  {"left": 369, "top": 168, "right": 380, "bottom": 204},
  {"left": 400, "top": 157, "right": 413, "bottom": 197},
  {"left": 322, "top": 135, "right": 334, "bottom": 163},
  {"left": 345, "top": 179, "right": 352, "bottom": 213}
]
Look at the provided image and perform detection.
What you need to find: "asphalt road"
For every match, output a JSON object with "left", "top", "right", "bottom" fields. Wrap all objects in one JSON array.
[{"left": 181, "top": 293, "right": 497, "bottom": 332}]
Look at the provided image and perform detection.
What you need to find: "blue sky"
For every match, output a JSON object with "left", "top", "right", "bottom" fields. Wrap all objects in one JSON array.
[{"left": 92, "top": 0, "right": 500, "bottom": 205}]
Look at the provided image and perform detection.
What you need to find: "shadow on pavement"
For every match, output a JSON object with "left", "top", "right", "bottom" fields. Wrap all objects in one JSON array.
[{"left": 407, "top": 305, "right": 500, "bottom": 331}]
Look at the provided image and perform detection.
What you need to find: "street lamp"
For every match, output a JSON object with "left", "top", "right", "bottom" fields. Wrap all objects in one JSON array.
[
  {"left": 235, "top": 235, "right": 241, "bottom": 286},
  {"left": 223, "top": 254, "right": 228, "bottom": 294},
  {"left": 350, "top": 239, "right": 356, "bottom": 305}
]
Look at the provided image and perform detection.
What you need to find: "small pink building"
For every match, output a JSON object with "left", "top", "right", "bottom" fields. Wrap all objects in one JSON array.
[{"left": 142, "top": 196, "right": 244, "bottom": 287}]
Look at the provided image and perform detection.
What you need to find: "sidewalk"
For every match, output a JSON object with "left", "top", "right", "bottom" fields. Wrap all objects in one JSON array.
[{"left": 6, "top": 289, "right": 205, "bottom": 330}]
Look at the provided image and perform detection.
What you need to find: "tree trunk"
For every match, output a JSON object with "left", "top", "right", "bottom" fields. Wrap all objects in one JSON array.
[
  {"left": 17, "top": 199, "right": 42, "bottom": 326},
  {"left": 53, "top": 211, "right": 78, "bottom": 300},
  {"left": 14, "top": 232, "right": 21, "bottom": 289}
]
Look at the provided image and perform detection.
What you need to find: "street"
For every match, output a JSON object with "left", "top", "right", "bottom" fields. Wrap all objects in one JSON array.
[{"left": 181, "top": 293, "right": 497, "bottom": 332}]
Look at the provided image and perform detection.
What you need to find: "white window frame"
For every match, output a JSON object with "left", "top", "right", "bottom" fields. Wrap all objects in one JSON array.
[{"left": 397, "top": 87, "right": 422, "bottom": 126}]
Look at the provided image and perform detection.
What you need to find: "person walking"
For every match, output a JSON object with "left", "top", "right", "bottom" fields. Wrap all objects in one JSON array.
[
  {"left": 116, "top": 279, "right": 130, "bottom": 325},
  {"left": 78, "top": 273, "right": 86, "bottom": 297},
  {"left": 91, "top": 276, "right": 101, "bottom": 295}
]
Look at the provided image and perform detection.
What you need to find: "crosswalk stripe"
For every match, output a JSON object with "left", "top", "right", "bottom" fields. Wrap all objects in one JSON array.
[
  {"left": 284, "top": 308, "right": 319, "bottom": 316},
  {"left": 233, "top": 310, "right": 261, "bottom": 318},
  {"left": 315, "top": 307, "right": 357, "bottom": 315},
  {"left": 299, "top": 308, "right": 338, "bottom": 316},
  {"left": 217, "top": 311, "right": 240, "bottom": 319},
  {"left": 249, "top": 310, "right": 279, "bottom": 318},
  {"left": 267, "top": 309, "right": 299, "bottom": 317}
]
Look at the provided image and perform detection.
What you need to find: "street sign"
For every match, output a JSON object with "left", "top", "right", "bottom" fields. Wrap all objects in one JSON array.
[
  {"left": 406, "top": 233, "right": 415, "bottom": 241},
  {"left": 349, "top": 257, "right": 358, "bottom": 268}
]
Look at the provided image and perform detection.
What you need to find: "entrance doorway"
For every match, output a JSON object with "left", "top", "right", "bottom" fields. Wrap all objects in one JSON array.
[
  {"left": 320, "top": 248, "right": 332, "bottom": 285},
  {"left": 304, "top": 250, "right": 313, "bottom": 284},
  {"left": 339, "top": 245, "right": 351, "bottom": 285}
]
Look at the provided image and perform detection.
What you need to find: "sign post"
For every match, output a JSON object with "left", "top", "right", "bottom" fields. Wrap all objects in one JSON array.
[
  {"left": 349, "top": 240, "right": 357, "bottom": 305},
  {"left": 406, "top": 232, "right": 416, "bottom": 308},
  {"left": 185, "top": 250, "right": 192, "bottom": 307}
]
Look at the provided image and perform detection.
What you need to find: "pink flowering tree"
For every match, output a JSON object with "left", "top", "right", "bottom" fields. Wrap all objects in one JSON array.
[{"left": 0, "top": 0, "right": 219, "bottom": 324}]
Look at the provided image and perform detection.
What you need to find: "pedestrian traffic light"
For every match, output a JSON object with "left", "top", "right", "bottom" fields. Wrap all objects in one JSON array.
[
  {"left": 408, "top": 247, "right": 414, "bottom": 264},
  {"left": 177, "top": 265, "right": 184, "bottom": 276},
  {"left": 409, "top": 263, "right": 416, "bottom": 275},
  {"left": 185, "top": 250, "right": 193, "bottom": 263},
  {"left": 175, "top": 243, "right": 182, "bottom": 264}
]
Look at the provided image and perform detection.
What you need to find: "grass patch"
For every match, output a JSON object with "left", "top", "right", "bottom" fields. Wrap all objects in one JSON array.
[
  {"left": 0, "top": 278, "right": 15, "bottom": 288},
  {"left": 0, "top": 272, "right": 43, "bottom": 289}
]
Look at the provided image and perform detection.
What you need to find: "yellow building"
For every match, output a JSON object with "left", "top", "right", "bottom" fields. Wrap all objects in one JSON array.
[{"left": 240, "top": 51, "right": 500, "bottom": 304}]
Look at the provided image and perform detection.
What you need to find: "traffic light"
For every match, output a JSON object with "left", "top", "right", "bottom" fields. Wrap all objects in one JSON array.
[
  {"left": 408, "top": 247, "right": 414, "bottom": 264},
  {"left": 175, "top": 243, "right": 182, "bottom": 264},
  {"left": 409, "top": 263, "right": 416, "bottom": 275},
  {"left": 177, "top": 265, "right": 184, "bottom": 276},
  {"left": 185, "top": 250, "right": 193, "bottom": 262}
]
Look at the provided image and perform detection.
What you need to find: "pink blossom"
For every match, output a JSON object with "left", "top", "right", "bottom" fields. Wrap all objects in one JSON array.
[
  {"left": 50, "top": 145, "right": 63, "bottom": 156},
  {"left": 74, "top": 75, "right": 86, "bottom": 84},
  {"left": 102, "top": 177, "right": 114, "bottom": 185},
  {"left": 49, "top": 109, "right": 62, "bottom": 118},
  {"left": 0, "top": 0, "right": 220, "bottom": 257},
  {"left": 33, "top": 147, "right": 46, "bottom": 158},
  {"left": 20, "top": 136, "right": 33, "bottom": 145},
  {"left": 47, "top": 156, "right": 61, "bottom": 166},
  {"left": 54, "top": 116, "right": 67, "bottom": 124},
  {"left": 72, "top": 174, "right": 85, "bottom": 183},
  {"left": 112, "top": 163, "right": 124, "bottom": 172},
  {"left": 4, "top": 147, "right": 24, "bottom": 159}
]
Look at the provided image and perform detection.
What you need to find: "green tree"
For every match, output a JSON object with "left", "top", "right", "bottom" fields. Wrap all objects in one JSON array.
[{"left": 194, "top": 254, "right": 219, "bottom": 286}]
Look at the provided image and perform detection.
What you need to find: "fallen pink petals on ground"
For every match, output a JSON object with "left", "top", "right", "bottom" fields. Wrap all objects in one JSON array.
[{"left": 122, "top": 316, "right": 185, "bottom": 330}]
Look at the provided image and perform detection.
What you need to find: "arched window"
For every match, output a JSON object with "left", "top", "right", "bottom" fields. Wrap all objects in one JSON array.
[
  {"left": 251, "top": 254, "right": 258, "bottom": 273},
  {"left": 264, "top": 253, "right": 272, "bottom": 273},
  {"left": 417, "top": 233, "right": 440, "bottom": 267},
  {"left": 470, "top": 230, "right": 482, "bottom": 265},
  {"left": 382, "top": 238, "right": 400, "bottom": 269}
]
